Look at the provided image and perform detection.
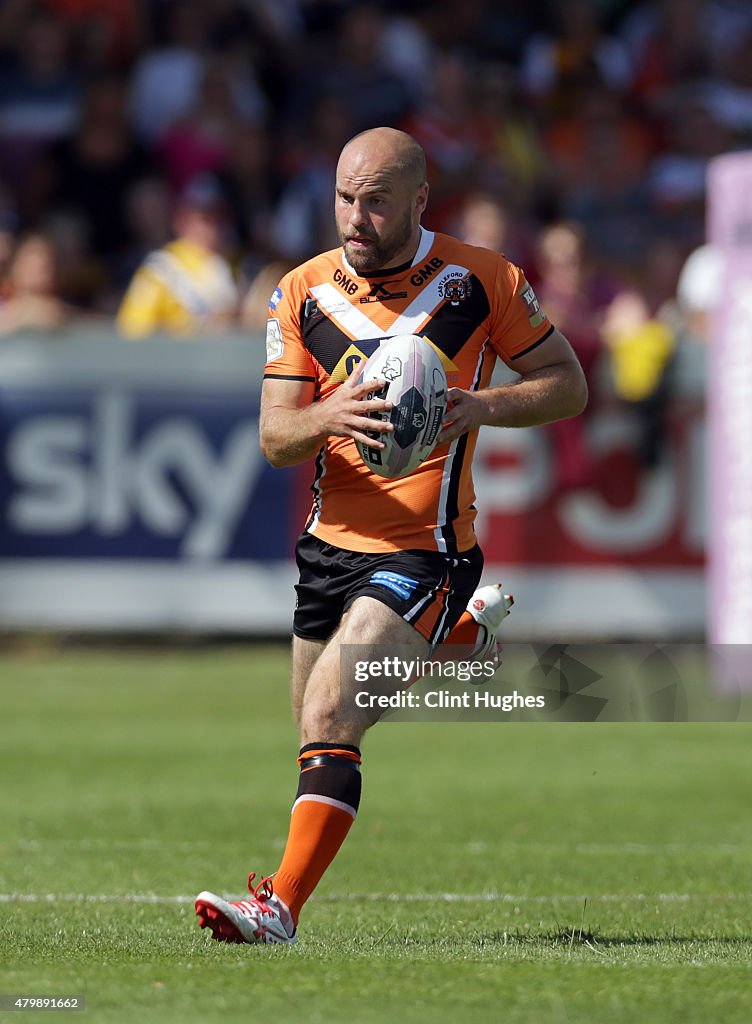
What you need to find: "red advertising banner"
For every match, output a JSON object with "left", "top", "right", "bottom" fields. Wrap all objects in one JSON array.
[{"left": 473, "top": 401, "right": 704, "bottom": 568}]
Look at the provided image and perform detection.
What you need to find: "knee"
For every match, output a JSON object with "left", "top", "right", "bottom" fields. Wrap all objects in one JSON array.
[
  {"left": 299, "top": 655, "right": 369, "bottom": 745},
  {"left": 299, "top": 663, "right": 358, "bottom": 743},
  {"left": 300, "top": 693, "right": 341, "bottom": 741}
]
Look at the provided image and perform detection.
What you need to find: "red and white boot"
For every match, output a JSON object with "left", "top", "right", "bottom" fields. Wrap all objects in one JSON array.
[{"left": 196, "top": 872, "right": 297, "bottom": 945}]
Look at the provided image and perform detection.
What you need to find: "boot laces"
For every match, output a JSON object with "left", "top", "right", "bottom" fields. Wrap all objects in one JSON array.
[{"left": 247, "top": 871, "right": 275, "bottom": 902}]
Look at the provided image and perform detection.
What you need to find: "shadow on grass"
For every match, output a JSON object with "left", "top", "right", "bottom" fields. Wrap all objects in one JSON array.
[{"left": 511, "top": 930, "right": 752, "bottom": 948}]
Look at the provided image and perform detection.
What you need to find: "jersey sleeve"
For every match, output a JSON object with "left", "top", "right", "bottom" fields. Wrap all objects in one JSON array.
[
  {"left": 487, "top": 256, "right": 554, "bottom": 363},
  {"left": 263, "top": 273, "right": 318, "bottom": 382}
]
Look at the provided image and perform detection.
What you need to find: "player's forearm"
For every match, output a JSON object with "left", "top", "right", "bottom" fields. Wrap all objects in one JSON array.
[
  {"left": 477, "top": 362, "right": 588, "bottom": 428},
  {"left": 259, "top": 405, "right": 328, "bottom": 467}
]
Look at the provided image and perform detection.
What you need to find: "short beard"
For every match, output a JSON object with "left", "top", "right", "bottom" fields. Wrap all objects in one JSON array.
[{"left": 341, "top": 210, "right": 414, "bottom": 274}]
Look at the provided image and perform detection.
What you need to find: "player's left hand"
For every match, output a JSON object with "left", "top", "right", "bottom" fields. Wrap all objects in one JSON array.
[{"left": 439, "top": 388, "right": 485, "bottom": 443}]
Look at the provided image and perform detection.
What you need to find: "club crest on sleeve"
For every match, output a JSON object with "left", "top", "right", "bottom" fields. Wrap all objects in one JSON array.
[
  {"left": 269, "top": 286, "right": 283, "bottom": 310},
  {"left": 266, "top": 318, "right": 284, "bottom": 362},
  {"left": 520, "top": 281, "right": 545, "bottom": 328}
]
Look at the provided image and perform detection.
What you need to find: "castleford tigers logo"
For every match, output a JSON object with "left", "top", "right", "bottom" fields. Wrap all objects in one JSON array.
[{"left": 438, "top": 271, "right": 473, "bottom": 306}]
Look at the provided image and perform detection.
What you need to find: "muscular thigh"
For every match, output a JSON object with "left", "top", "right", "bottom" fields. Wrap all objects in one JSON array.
[
  {"left": 338, "top": 595, "right": 430, "bottom": 651},
  {"left": 291, "top": 635, "right": 325, "bottom": 729},
  {"left": 299, "top": 597, "right": 430, "bottom": 746}
]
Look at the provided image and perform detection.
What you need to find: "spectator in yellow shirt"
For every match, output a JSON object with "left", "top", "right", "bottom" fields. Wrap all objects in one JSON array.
[{"left": 116, "top": 174, "right": 238, "bottom": 339}]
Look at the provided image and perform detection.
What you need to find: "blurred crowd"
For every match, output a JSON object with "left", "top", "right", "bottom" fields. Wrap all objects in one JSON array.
[{"left": 0, "top": 0, "right": 745, "bottom": 474}]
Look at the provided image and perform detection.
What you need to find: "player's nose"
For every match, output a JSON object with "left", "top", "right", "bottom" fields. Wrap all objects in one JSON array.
[{"left": 349, "top": 199, "right": 370, "bottom": 230}]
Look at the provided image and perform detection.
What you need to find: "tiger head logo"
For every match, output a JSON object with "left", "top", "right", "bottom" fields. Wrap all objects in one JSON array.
[{"left": 440, "top": 274, "right": 473, "bottom": 306}]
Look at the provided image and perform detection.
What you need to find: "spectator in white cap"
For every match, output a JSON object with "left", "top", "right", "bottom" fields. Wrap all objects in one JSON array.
[{"left": 676, "top": 243, "right": 722, "bottom": 343}]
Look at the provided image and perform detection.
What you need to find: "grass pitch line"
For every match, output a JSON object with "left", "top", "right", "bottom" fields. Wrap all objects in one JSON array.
[
  {"left": 2, "top": 892, "right": 750, "bottom": 905},
  {"left": 12, "top": 839, "right": 750, "bottom": 850}
]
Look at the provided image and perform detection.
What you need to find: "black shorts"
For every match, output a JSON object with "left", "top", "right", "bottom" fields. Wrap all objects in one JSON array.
[{"left": 293, "top": 532, "right": 484, "bottom": 647}]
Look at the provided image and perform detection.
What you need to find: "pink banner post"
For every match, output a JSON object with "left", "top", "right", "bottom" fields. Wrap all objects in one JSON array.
[{"left": 708, "top": 152, "right": 752, "bottom": 663}]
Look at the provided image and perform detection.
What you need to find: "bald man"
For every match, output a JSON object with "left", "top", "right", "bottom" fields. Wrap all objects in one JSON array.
[{"left": 195, "top": 129, "right": 587, "bottom": 945}]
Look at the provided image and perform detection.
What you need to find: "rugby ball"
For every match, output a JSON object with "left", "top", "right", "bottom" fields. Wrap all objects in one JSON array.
[{"left": 355, "top": 334, "right": 447, "bottom": 479}]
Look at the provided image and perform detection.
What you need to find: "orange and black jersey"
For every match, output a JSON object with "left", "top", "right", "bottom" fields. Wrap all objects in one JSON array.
[{"left": 264, "top": 227, "right": 554, "bottom": 554}]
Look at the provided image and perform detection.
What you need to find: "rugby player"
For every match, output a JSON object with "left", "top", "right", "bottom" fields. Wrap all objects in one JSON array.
[{"left": 195, "top": 128, "right": 587, "bottom": 944}]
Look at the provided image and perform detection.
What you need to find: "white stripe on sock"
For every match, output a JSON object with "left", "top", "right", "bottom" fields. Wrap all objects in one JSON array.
[{"left": 291, "top": 794, "right": 357, "bottom": 818}]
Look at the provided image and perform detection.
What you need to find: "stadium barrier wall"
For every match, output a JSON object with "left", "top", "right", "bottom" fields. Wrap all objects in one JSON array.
[{"left": 0, "top": 331, "right": 705, "bottom": 637}]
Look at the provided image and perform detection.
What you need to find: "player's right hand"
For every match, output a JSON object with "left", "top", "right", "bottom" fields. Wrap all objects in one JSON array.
[{"left": 313, "top": 360, "right": 394, "bottom": 448}]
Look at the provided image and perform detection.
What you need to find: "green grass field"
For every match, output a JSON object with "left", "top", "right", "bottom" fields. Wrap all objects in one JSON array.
[{"left": 1, "top": 645, "right": 750, "bottom": 1024}]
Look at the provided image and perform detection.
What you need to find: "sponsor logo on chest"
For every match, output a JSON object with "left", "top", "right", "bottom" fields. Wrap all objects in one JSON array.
[
  {"left": 410, "top": 257, "right": 444, "bottom": 287},
  {"left": 332, "top": 267, "right": 358, "bottom": 295}
]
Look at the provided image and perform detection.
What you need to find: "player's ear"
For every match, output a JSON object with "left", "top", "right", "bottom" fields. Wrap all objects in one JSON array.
[{"left": 415, "top": 182, "right": 429, "bottom": 217}]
